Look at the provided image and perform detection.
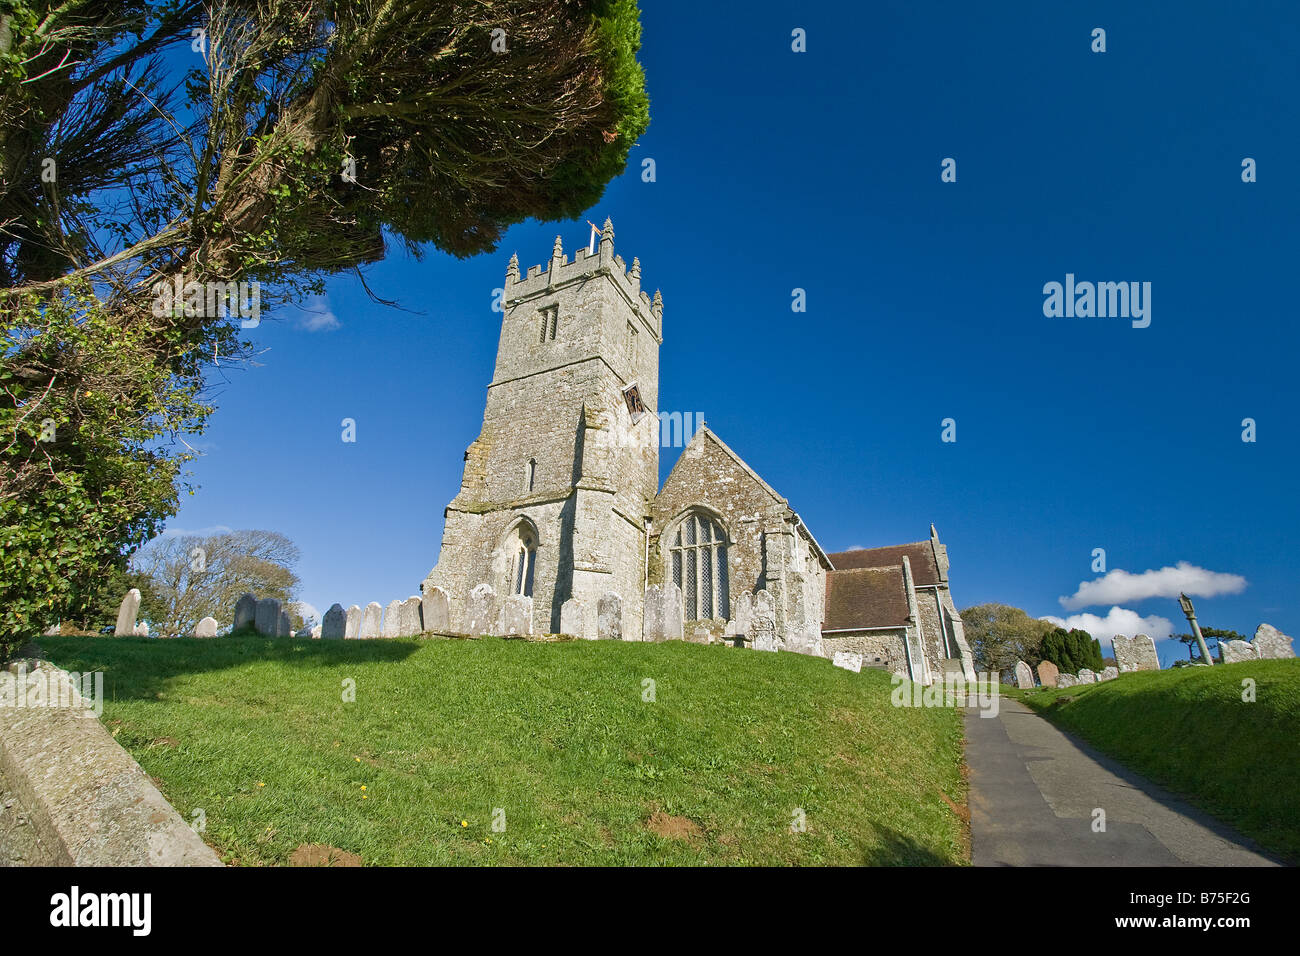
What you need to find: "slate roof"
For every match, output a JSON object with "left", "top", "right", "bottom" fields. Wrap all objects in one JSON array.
[
  {"left": 822, "top": 566, "right": 910, "bottom": 631},
  {"left": 827, "top": 542, "right": 940, "bottom": 586}
]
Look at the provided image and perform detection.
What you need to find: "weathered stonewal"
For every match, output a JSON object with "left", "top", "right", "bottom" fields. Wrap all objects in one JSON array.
[{"left": 832, "top": 651, "right": 862, "bottom": 673}]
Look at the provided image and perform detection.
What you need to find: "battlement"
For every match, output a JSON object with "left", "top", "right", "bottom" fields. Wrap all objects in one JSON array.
[{"left": 505, "top": 218, "right": 662, "bottom": 340}]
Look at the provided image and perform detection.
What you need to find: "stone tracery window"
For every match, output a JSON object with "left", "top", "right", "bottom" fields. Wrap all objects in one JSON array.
[{"left": 670, "top": 512, "right": 728, "bottom": 620}]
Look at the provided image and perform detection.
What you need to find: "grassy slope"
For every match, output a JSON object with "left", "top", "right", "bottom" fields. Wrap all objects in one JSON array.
[
  {"left": 39, "top": 635, "right": 967, "bottom": 866},
  {"left": 1015, "top": 661, "right": 1300, "bottom": 863}
]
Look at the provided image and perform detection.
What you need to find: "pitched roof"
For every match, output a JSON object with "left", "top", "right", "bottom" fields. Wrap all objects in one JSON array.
[
  {"left": 823, "top": 566, "right": 911, "bottom": 631},
  {"left": 827, "top": 542, "right": 940, "bottom": 586}
]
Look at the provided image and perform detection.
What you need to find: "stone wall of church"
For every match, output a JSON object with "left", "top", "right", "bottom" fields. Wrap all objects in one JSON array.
[{"left": 822, "top": 630, "right": 909, "bottom": 675}]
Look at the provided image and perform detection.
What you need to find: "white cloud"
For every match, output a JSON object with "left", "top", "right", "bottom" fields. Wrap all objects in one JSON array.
[
  {"left": 295, "top": 295, "right": 340, "bottom": 332},
  {"left": 157, "top": 524, "right": 233, "bottom": 538},
  {"left": 1059, "top": 561, "right": 1246, "bottom": 610},
  {"left": 1040, "top": 606, "right": 1175, "bottom": 646},
  {"left": 292, "top": 602, "right": 320, "bottom": 626}
]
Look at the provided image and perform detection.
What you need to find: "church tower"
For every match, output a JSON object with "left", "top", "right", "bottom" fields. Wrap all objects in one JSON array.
[{"left": 423, "top": 220, "right": 663, "bottom": 637}]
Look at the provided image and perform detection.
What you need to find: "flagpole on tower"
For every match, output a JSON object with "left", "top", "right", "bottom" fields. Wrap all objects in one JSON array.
[{"left": 586, "top": 220, "right": 600, "bottom": 255}]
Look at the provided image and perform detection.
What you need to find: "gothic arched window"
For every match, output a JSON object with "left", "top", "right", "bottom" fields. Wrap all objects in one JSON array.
[
  {"left": 506, "top": 524, "right": 537, "bottom": 597},
  {"left": 670, "top": 512, "right": 728, "bottom": 620}
]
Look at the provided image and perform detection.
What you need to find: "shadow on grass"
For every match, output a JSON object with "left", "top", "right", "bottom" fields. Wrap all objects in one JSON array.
[
  {"left": 36, "top": 634, "right": 423, "bottom": 702},
  {"left": 862, "top": 826, "right": 956, "bottom": 866}
]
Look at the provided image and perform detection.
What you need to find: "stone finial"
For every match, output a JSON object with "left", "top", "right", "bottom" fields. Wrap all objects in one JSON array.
[
  {"left": 630, "top": 257, "right": 641, "bottom": 279},
  {"left": 552, "top": 235, "right": 563, "bottom": 257},
  {"left": 601, "top": 216, "right": 614, "bottom": 242},
  {"left": 651, "top": 289, "right": 663, "bottom": 318},
  {"left": 930, "top": 523, "right": 939, "bottom": 539},
  {"left": 506, "top": 252, "right": 519, "bottom": 282}
]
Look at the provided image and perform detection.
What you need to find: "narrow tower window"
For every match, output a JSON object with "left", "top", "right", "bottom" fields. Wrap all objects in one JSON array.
[
  {"left": 525, "top": 458, "right": 536, "bottom": 493},
  {"left": 539, "top": 304, "right": 558, "bottom": 342}
]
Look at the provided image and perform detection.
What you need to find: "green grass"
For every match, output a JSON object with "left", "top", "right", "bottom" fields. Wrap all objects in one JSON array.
[
  {"left": 38, "top": 635, "right": 968, "bottom": 866},
  {"left": 1015, "top": 661, "right": 1300, "bottom": 863}
]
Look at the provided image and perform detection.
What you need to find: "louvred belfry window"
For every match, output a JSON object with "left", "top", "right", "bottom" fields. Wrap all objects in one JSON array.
[{"left": 669, "top": 513, "right": 729, "bottom": 620}]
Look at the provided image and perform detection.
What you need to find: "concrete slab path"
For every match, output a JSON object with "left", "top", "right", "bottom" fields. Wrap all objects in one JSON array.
[{"left": 965, "top": 698, "right": 1278, "bottom": 866}]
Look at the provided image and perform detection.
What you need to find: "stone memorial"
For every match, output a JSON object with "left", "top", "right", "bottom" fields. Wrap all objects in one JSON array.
[
  {"left": 560, "top": 597, "right": 591, "bottom": 640},
  {"left": 1098, "top": 665, "right": 1118, "bottom": 681},
  {"left": 233, "top": 593, "right": 257, "bottom": 631},
  {"left": 501, "top": 595, "right": 533, "bottom": 635},
  {"left": 194, "top": 616, "right": 218, "bottom": 638},
  {"left": 466, "top": 583, "right": 499, "bottom": 636},
  {"left": 279, "top": 610, "right": 292, "bottom": 637},
  {"left": 1112, "top": 633, "right": 1160, "bottom": 672},
  {"left": 786, "top": 630, "right": 824, "bottom": 656},
  {"left": 642, "top": 582, "right": 684, "bottom": 643},
  {"left": 399, "top": 596, "right": 423, "bottom": 636},
  {"left": 733, "top": 591, "right": 753, "bottom": 640},
  {"left": 1014, "top": 660, "right": 1034, "bottom": 689},
  {"left": 1220, "top": 639, "right": 1260, "bottom": 663},
  {"left": 382, "top": 599, "right": 404, "bottom": 638},
  {"left": 750, "top": 589, "right": 778, "bottom": 651},
  {"left": 1076, "top": 668, "right": 1097, "bottom": 684},
  {"left": 254, "top": 597, "right": 281, "bottom": 637},
  {"left": 1036, "top": 660, "right": 1059, "bottom": 687},
  {"left": 321, "top": 603, "right": 346, "bottom": 639},
  {"left": 421, "top": 586, "right": 450, "bottom": 634},
  {"left": 345, "top": 605, "right": 362, "bottom": 639},
  {"left": 833, "top": 651, "right": 863, "bottom": 673},
  {"left": 360, "top": 601, "right": 383, "bottom": 639},
  {"left": 133, "top": 621, "right": 149, "bottom": 636},
  {"left": 1056, "top": 672, "right": 1078, "bottom": 688},
  {"left": 114, "top": 588, "right": 142, "bottom": 637},
  {"left": 1254, "top": 623, "right": 1295, "bottom": 659},
  {"left": 597, "top": 592, "right": 622, "bottom": 640}
]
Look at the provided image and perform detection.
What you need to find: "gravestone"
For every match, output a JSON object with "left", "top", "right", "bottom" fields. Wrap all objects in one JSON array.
[
  {"left": 1014, "top": 660, "right": 1034, "bottom": 689},
  {"left": 501, "top": 595, "right": 533, "bottom": 635},
  {"left": 310, "top": 625, "right": 321, "bottom": 639},
  {"left": 1056, "top": 673, "right": 1078, "bottom": 688},
  {"left": 321, "top": 604, "right": 346, "bottom": 640},
  {"left": 597, "top": 592, "right": 622, "bottom": 641},
  {"left": 466, "top": 584, "right": 499, "bottom": 636},
  {"left": 345, "top": 605, "right": 362, "bottom": 639},
  {"left": 133, "top": 621, "right": 149, "bottom": 637},
  {"left": 1253, "top": 623, "right": 1295, "bottom": 659},
  {"left": 1112, "top": 633, "right": 1160, "bottom": 672},
  {"left": 786, "top": 630, "right": 824, "bottom": 656},
  {"left": 360, "top": 602, "right": 383, "bottom": 639},
  {"left": 421, "top": 586, "right": 450, "bottom": 634},
  {"left": 1098, "top": 666, "right": 1118, "bottom": 681},
  {"left": 1076, "top": 668, "right": 1097, "bottom": 684},
  {"left": 399, "top": 596, "right": 423, "bottom": 636},
  {"left": 1036, "top": 660, "right": 1059, "bottom": 688},
  {"left": 279, "top": 610, "right": 292, "bottom": 637},
  {"left": 642, "top": 583, "right": 684, "bottom": 643},
  {"left": 233, "top": 593, "right": 257, "bottom": 631},
  {"left": 832, "top": 651, "right": 863, "bottom": 673},
  {"left": 254, "top": 598, "right": 281, "bottom": 637},
  {"left": 751, "top": 589, "right": 778, "bottom": 651},
  {"left": 114, "top": 589, "right": 142, "bottom": 637},
  {"left": 560, "top": 598, "right": 591, "bottom": 640},
  {"left": 194, "top": 616, "right": 218, "bottom": 638},
  {"left": 1220, "top": 639, "right": 1260, "bottom": 663},
  {"left": 733, "top": 591, "right": 753, "bottom": 640},
  {"left": 382, "top": 599, "right": 403, "bottom": 638}
]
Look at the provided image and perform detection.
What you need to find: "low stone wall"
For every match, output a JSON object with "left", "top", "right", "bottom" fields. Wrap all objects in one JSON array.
[{"left": 0, "top": 661, "right": 222, "bottom": 866}]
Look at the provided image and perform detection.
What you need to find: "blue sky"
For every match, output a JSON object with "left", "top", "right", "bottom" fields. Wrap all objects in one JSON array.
[{"left": 159, "top": 1, "right": 1299, "bottom": 664}]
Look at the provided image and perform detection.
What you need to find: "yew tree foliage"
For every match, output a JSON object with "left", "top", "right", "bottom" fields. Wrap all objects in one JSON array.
[{"left": 0, "top": 0, "right": 650, "bottom": 656}]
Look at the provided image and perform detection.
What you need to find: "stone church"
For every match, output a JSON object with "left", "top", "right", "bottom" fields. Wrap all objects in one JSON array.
[{"left": 422, "top": 222, "right": 975, "bottom": 684}]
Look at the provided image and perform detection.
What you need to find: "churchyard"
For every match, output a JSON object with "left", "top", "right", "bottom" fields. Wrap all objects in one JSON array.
[{"left": 34, "top": 634, "right": 969, "bottom": 866}]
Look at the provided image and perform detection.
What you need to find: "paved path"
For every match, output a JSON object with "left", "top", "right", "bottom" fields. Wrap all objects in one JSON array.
[{"left": 965, "top": 698, "right": 1278, "bottom": 866}]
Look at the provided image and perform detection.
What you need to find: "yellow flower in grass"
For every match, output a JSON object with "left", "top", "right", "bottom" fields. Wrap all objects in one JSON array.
[
  {"left": 461, "top": 820, "right": 468, "bottom": 828},
  {"left": 257, "top": 782, "right": 265, "bottom": 788}
]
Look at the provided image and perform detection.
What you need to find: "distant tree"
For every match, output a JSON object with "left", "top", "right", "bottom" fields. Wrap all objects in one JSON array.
[
  {"left": 960, "top": 603, "right": 1055, "bottom": 673},
  {"left": 131, "top": 530, "right": 300, "bottom": 637}
]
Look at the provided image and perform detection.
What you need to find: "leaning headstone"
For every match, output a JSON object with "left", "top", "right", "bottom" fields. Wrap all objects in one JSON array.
[
  {"left": 1036, "top": 660, "right": 1059, "bottom": 687},
  {"left": 597, "top": 592, "right": 622, "bottom": 641},
  {"left": 360, "top": 602, "right": 383, "bottom": 639},
  {"left": 1112, "top": 633, "right": 1160, "bottom": 672},
  {"left": 114, "top": 588, "right": 142, "bottom": 637},
  {"left": 560, "top": 598, "right": 591, "bottom": 640},
  {"left": 233, "top": 593, "right": 257, "bottom": 632},
  {"left": 465, "top": 584, "right": 499, "bottom": 636},
  {"left": 1098, "top": 666, "right": 1119, "bottom": 681},
  {"left": 1056, "top": 673, "right": 1078, "bottom": 688},
  {"left": 420, "top": 586, "right": 450, "bottom": 634},
  {"left": 1220, "top": 639, "right": 1260, "bottom": 664},
  {"left": 194, "top": 616, "right": 218, "bottom": 638},
  {"left": 345, "top": 605, "right": 362, "bottom": 639},
  {"left": 321, "top": 603, "right": 346, "bottom": 640},
  {"left": 1253, "top": 623, "right": 1296, "bottom": 659},
  {"left": 1076, "top": 668, "right": 1097, "bottom": 684},
  {"left": 642, "top": 582, "right": 684, "bottom": 643},
  {"left": 254, "top": 598, "right": 281, "bottom": 637},
  {"left": 501, "top": 595, "right": 533, "bottom": 635},
  {"left": 1014, "top": 660, "right": 1035, "bottom": 689},
  {"left": 832, "top": 651, "right": 863, "bottom": 673},
  {"left": 733, "top": 591, "right": 754, "bottom": 639},
  {"left": 279, "top": 610, "right": 292, "bottom": 637},
  {"left": 399, "top": 596, "right": 423, "bottom": 636}
]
